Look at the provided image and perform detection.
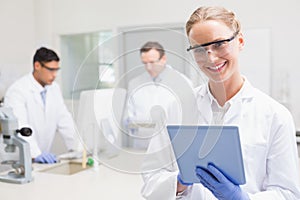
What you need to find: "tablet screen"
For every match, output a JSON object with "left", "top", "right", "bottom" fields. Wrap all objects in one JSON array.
[{"left": 167, "top": 125, "right": 246, "bottom": 185}]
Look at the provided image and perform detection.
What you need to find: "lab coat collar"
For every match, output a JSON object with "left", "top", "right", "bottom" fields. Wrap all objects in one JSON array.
[
  {"left": 151, "top": 65, "right": 173, "bottom": 83},
  {"left": 196, "top": 76, "right": 254, "bottom": 103},
  {"left": 28, "top": 73, "right": 50, "bottom": 109},
  {"left": 239, "top": 76, "right": 255, "bottom": 99},
  {"left": 28, "top": 73, "right": 50, "bottom": 93},
  {"left": 195, "top": 76, "right": 255, "bottom": 123},
  {"left": 195, "top": 85, "right": 212, "bottom": 123}
]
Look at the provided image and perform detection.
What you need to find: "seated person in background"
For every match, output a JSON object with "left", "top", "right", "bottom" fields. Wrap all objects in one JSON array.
[
  {"left": 125, "top": 41, "right": 193, "bottom": 149},
  {"left": 4, "top": 47, "right": 78, "bottom": 164}
]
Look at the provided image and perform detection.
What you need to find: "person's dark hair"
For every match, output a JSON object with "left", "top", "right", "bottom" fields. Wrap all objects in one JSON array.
[
  {"left": 140, "top": 41, "right": 165, "bottom": 59},
  {"left": 33, "top": 47, "right": 60, "bottom": 65}
]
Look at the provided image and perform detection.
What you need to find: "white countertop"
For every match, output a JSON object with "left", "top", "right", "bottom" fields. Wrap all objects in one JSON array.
[{"left": 0, "top": 151, "right": 145, "bottom": 200}]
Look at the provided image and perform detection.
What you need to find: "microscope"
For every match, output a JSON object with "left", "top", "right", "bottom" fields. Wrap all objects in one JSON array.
[{"left": 0, "top": 107, "right": 33, "bottom": 184}]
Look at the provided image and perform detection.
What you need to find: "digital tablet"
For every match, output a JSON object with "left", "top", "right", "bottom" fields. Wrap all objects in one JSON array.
[{"left": 167, "top": 125, "right": 246, "bottom": 185}]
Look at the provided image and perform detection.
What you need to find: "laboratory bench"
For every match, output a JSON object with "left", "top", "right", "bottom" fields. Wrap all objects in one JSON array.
[
  {"left": 2, "top": 134, "right": 300, "bottom": 200},
  {"left": 0, "top": 151, "right": 145, "bottom": 200}
]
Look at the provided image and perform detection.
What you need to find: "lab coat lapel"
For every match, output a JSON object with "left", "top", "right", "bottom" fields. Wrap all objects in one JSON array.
[
  {"left": 224, "top": 79, "right": 254, "bottom": 124},
  {"left": 31, "top": 88, "right": 44, "bottom": 109},
  {"left": 28, "top": 74, "right": 45, "bottom": 109},
  {"left": 224, "top": 100, "right": 242, "bottom": 124},
  {"left": 196, "top": 86, "right": 213, "bottom": 124},
  {"left": 198, "top": 97, "right": 212, "bottom": 123}
]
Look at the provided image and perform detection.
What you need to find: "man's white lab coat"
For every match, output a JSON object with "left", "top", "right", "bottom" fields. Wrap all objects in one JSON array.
[
  {"left": 127, "top": 65, "right": 192, "bottom": 121},
  {"left": 126, "top": 66, "right": 193, "bottom": 148},
  {"left": 4, "top": 73, "right": 77, "bottom": 157},
  {"left": 141, "top": 79, "right": 300, "bottom": 200}
]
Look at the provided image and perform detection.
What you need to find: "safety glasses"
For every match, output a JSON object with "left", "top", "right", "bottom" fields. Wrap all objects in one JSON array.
[
  {"left": 187, "top": 32, "right": 238, "bottom": 63},
  {"left": 40, "top": 62, "right": 60, "bottom": 72}
]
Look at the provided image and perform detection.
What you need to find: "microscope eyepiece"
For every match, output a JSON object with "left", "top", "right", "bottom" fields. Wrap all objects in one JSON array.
[{"left": 16, "top": 128, "right": 32, "bottom": 137}]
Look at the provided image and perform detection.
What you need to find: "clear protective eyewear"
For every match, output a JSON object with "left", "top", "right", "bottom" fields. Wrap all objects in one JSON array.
[
  {"left": 40, "top": 62, "right": 60, "bottom": 72},
  {"left": 187, "top": 32, "right": 238, "bottom": 63},
  {"left": 142, "top": 57, "right": 162, "bottom": 66}
]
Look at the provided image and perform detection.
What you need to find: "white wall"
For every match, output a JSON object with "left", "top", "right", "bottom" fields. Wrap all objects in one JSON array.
[
  {"left": 0, "top": 0, "right": 36, "bottom": 99},
  {"left": 1, "top": 0, "right": 300, "bottom": 128},
  {"left": 50, "top": 0, "right": 300, "bottom": 129}
]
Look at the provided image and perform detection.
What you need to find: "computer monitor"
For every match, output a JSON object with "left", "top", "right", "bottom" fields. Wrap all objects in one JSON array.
[{"left": 75, "top": 88, "right": 126, "bottom": 158}]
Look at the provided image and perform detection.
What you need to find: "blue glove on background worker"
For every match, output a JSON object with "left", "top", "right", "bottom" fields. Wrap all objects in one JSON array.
[
  {"left": 195, "top": 164, "right": 249, "bottom": 200},
  {"left": 34, "top": 152, "right": 57, "bottom": 164}
]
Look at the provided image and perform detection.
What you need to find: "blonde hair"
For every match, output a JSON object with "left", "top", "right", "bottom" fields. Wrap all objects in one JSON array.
[{"left": 186, "top": 6, "right": 241, "bottom": 36}]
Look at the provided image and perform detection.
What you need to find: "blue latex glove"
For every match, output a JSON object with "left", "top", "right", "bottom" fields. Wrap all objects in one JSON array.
[
  {"left": 195, "top": 164, "right": 249, "bottom": 200},
  {"left": 177, "top": 173, "right": 193, "bottom": 186},
  {"left": 34, "top": 152, "right": 57, "bottom": 164}
]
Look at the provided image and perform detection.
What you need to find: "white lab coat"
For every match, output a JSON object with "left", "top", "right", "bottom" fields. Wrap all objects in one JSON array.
[
  {"left": 126, "top": 66, "right": 193, "bottom": 148},
  {"left": 4, "top": 73, "right": 77, "bottom": 157},
  {"left": 141, "top": 79, "right": 300, "bottom": 200},
  {"left": 127, "top": 65, "right": 192, "bottom": 121}
]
